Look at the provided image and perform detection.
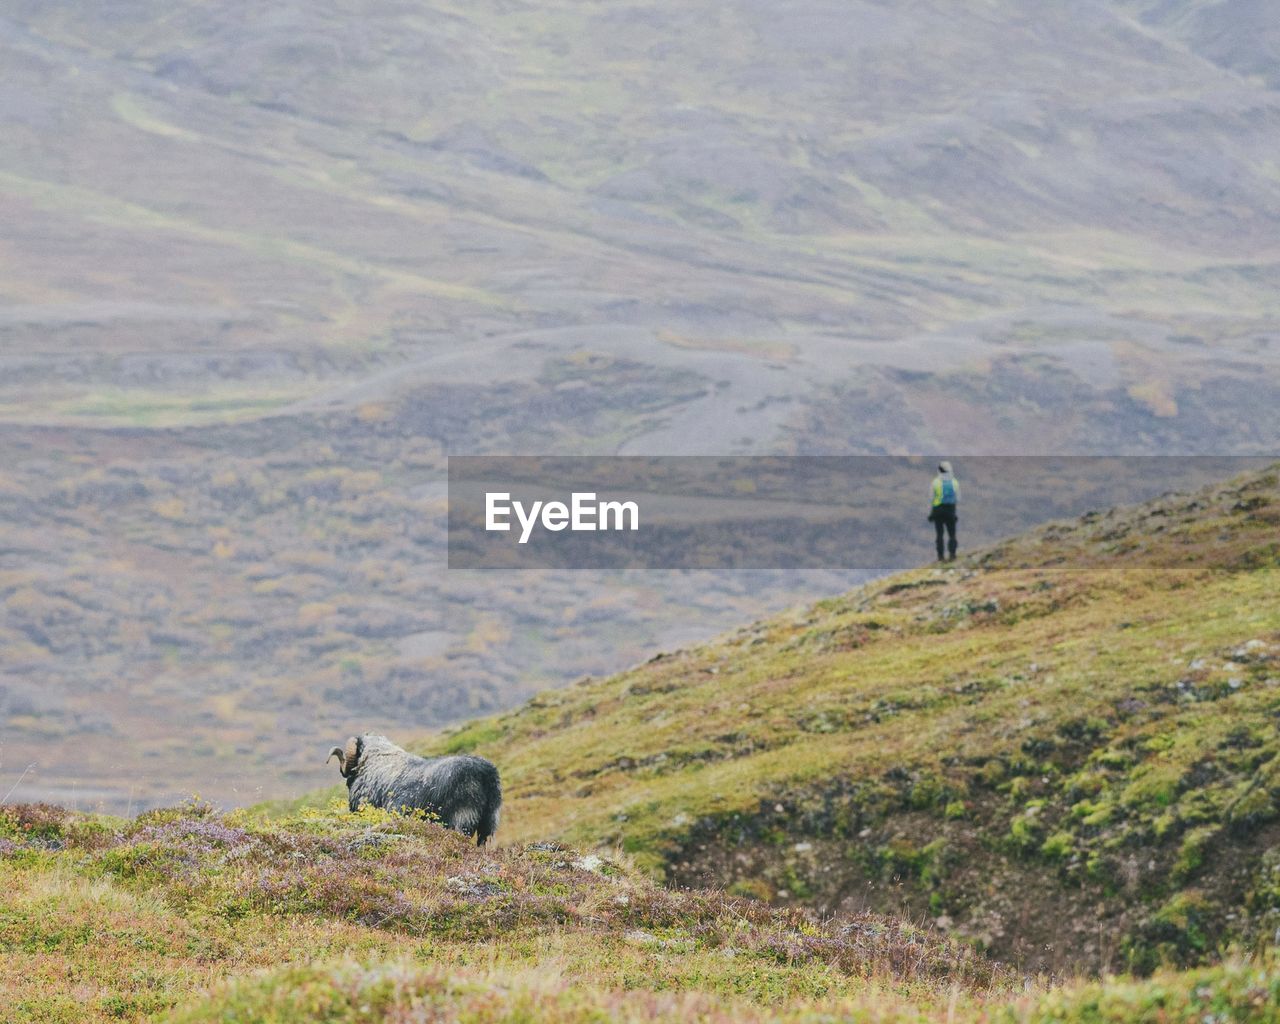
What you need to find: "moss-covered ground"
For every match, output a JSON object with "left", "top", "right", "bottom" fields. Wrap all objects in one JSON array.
[
  {"left": 8, "top": 466, "right": 1280, "bottom": 1020},
  {"left": 361, "top": 465, "right": 1280, "bottom": 974},
  {"left": 4, "top": 801, "right": 1278, "bottom": 1023}
]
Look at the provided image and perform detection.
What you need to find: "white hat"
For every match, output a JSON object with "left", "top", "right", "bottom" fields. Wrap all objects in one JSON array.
[{"left": 938, "top": 460, "right": 952, "bottom": 474}]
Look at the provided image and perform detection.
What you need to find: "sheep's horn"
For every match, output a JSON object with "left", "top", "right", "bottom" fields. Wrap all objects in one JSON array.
[
  {"left": 343, "top": 736, "right": 361, "bottom": 777},
  {"left": 328, "top": 746, "right": 347, "bottom": 776}
]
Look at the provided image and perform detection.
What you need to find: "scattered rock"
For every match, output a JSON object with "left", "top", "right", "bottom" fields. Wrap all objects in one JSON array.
[
  {"left": 346, "top": 830, "right": 402, "bottom": 854},
  {"left": 445, "top": 874, "right": 501, "bottom": 899}
]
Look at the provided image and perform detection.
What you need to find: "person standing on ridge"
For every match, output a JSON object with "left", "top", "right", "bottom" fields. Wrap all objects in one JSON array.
[{"left": 928, "top": 461, "right": 959, "bottom": 562}]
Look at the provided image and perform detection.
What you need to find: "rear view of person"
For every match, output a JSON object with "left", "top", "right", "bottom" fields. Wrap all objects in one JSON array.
[{"left": 928, "top": 461, "right": 959, "bottom": 561}]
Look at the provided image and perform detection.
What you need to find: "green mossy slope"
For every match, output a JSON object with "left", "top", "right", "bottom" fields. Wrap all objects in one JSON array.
[
  {"left": 399, "top": 466, "right": 1280, "bottom": 974},
  {"left": 7, "top": 468, "right": 1280, "bottom": 1021}
]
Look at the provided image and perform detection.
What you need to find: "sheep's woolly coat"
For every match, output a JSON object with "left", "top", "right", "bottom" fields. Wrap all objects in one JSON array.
[{"left": 336, "top": 734, "right": 501, "bottom": 845}]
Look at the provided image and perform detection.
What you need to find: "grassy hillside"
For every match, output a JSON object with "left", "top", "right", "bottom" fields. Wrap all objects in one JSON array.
[
  {"left": 6, "top": 467, "right": 1280, "bottom": 1021},
  {"left": 349, "top": 464, "right": 1280, "bottom": 975},
  {"left": 4, "top": 800, "right": 1279, "bottom": 1023},
  {"left": 0, "top": 800, "right": 1002, "bottom": 1022}
]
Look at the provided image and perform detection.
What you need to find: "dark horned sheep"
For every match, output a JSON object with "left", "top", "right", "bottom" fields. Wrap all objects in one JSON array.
[{"left": 328, "top": 734, "right": 501, "bottom": 845}]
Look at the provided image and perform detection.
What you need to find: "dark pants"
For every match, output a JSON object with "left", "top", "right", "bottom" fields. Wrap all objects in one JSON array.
[{"left": 933, "top": 505, "right": 957, "bottom": 560}]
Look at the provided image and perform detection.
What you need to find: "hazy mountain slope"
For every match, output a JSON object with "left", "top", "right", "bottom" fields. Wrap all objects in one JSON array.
[
  {"left": 3, "top": 1, "right": 1280, "bottom": 813},
  {"left": 1121, "top": 0, "right": 1280, "bottom": 88},
  {"left": 1, "top": 0, "right": 1278, "bottom": 450},
  {"left": 2, "top": 410, "right": 865, "bottom": 813},
  {"left": 378, "top": 465, "right": 1280, "bottom": 973}
]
